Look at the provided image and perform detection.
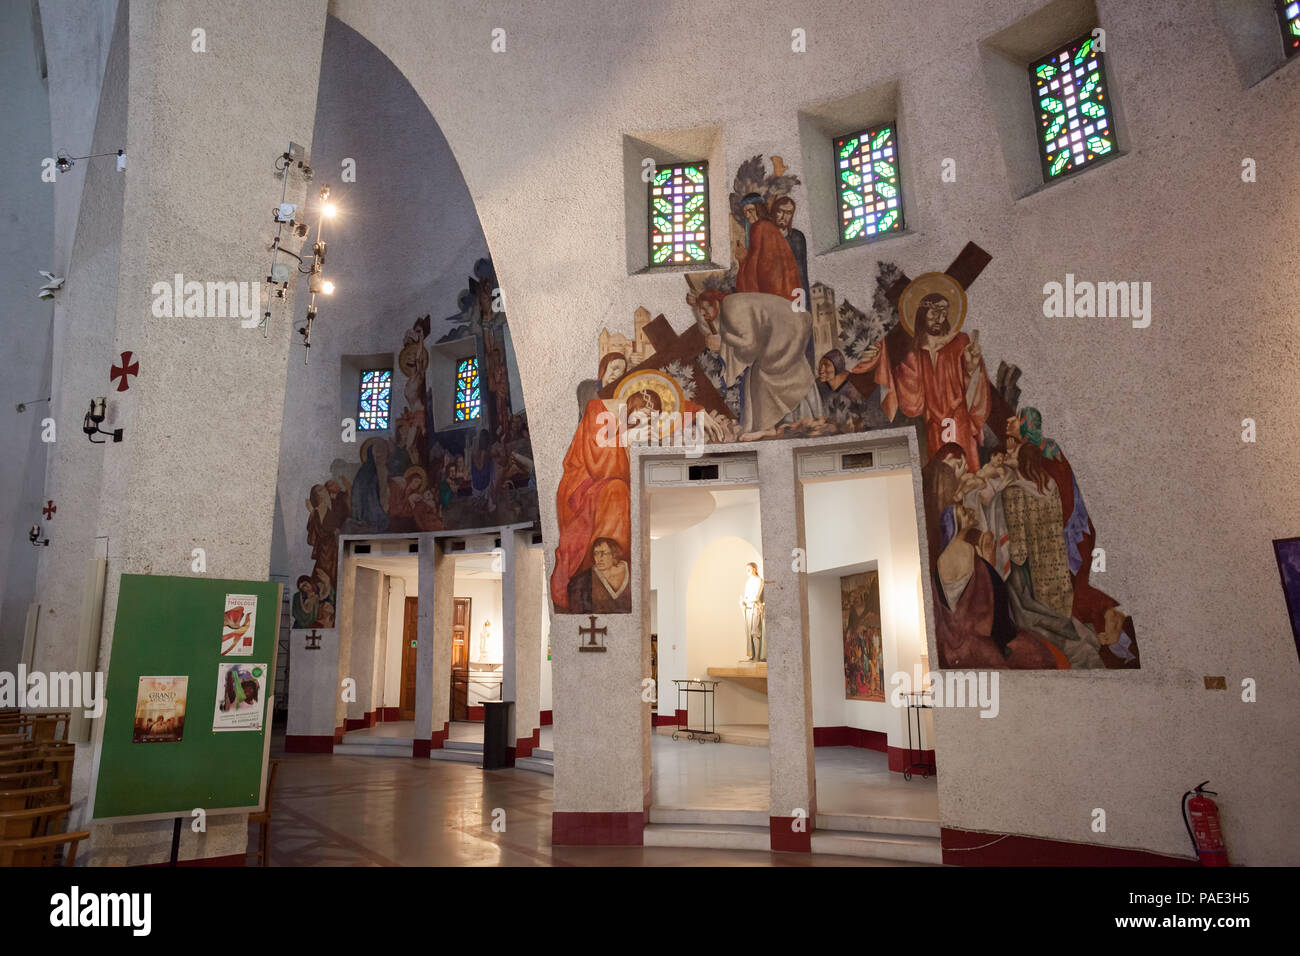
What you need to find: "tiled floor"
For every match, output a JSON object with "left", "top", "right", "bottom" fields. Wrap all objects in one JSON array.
[{"left": 256, "top": 746, "right": 906, "bottom": 866}]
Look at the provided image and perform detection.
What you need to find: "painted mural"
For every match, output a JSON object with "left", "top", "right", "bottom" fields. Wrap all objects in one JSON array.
[
  {"left": 841, "top": 571, "right": 884, "bottom": 702},
  {"left": 550, "top": 155, "right": 1139, "bottom": 671},
  {"left": 295, "top": 258, "right": 539, "bottom": 630}
]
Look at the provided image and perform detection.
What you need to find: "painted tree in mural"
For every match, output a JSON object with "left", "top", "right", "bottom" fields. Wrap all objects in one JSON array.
[
  {"left": 550, "top": 154, "right": 1138, "bottom": 669},
  {"left": 293, "top": 258, "right": 539, "bottom": 630}
]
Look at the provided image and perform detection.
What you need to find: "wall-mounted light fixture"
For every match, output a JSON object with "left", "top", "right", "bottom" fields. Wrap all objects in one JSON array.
[
  {"left": 83, "top": 397, "right": 123, "bottom": 444},
  {"left": 263, "top": 144, "right": 338, "bottom": 364},
  {"left": 54, "top": 149, "right": 125, "bottom": 173},
  {"left": 29, "top": 525, "right": 48, "bottom": 547}
]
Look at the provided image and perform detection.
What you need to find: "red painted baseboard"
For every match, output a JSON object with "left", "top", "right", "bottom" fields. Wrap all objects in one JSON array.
[
  {"left": 940, "top": 827, "right": 1198, "bottom": 867},
  {"left": 887, "top": 745, "right": 936, "bottom": 774},
  {"left": 284, "top": 734, "right": 333, "bottom": 754},
  {"left": 813, "top": 726, "right": 887, "bottom": 751},
  {"left": 540, "top": 709, "right": 553, "bottom": 726},
  {"left": 552, "top": 810, "right": 647, "bottom": 845},
  {"left": 378, "top": 706, "right": 400, "bottom": 722},
  {"left": 770, "top": 816, "right": 812, "bottom": 852},
  {"left": 333, "top": 726, "right": 344, "bottom": 744},
  {"left": 467, "top": 705, "right": 484, "bottom": 721},
  {"left": 414, "top": 721, "right": 451, "bottom": 757},
  {"left": 343, "top": 711, "right": 377, "bottom": 732}
]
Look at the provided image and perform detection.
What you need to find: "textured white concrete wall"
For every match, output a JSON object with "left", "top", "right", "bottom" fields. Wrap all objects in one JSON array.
[
  {"left": 334, "top": 0, "right": 1300, "bottom": 862},
  {"left": 0, "top": 0, "right": 57, "bottom": 669}
]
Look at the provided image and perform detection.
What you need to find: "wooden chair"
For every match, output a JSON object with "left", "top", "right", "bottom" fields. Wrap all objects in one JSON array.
[
  {"left": 247, "top": 759, "right": 281, "bottom": 867},
  {"left": 0, "top": 770, "right": 53, "bottom": 790},
  {"left": 0, "top": 756, "right": 46, "bottom": 774},
  {"left": 28, "top": 714, "right": 70, "bottom": 744},
  {"left": 0, "top": 785, "right": 60, "bottom": 812},
  {"left": 0, "top": 830, "right": 90, "bottom": 867},
  {"left": 42, "top": 753, "right": 74, "bottom": 805},
  {"left": 0, "top": 804, "right": 70, "bottom": 840},
  {"left": 0, "top": 733, "right": 32, "bottom": 752}
]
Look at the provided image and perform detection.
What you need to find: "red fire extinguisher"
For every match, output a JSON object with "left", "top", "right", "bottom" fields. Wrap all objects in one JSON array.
[{"left": 1182, "top": 780, "right": 1228, "bottom": 867}]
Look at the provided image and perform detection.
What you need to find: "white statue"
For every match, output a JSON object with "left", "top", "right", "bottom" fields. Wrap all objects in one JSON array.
[
  {"left": 478, "top": 619, "right": 492, "bottom": 662},
  {"left": 740, "top": 562, "right": 766, "bottom": 662}
]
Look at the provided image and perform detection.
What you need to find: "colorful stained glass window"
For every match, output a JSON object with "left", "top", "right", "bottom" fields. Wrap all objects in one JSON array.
[
  {"left": 358, "top": 369, "right": 391, "bottom": 431},
  {"left": 1031, "top": 34, "right": 1117, "bottom": 180},
  {"left": 834, "top": 124, "right": 903, "bottom": 243},
  {"left": 649, "top": 163, "right": 709, "bottom": 265},
  {"left": 1280, "top": 1, "right": 1300, "bottom": 57},
  {"left": 455, "top": 357, "right": 481, "bottom": 421}
]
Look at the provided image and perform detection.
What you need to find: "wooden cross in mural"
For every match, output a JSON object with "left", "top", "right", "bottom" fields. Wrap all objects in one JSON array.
[
  {"left": 596, "top": 314, "right": 733, "bottom": 419},
  {"left": 304, "top": 630, "right": 322, "bottom": 650},
  {"left": 577, "top": 615, "right": 607, "bottom": 653}
]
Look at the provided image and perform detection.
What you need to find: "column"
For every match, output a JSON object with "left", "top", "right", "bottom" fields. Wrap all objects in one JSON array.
[
  {"left": 414, "top": 536, "right": 454, "bottom": 755},
  {"left": 759, "top": 443, "right": 817, "bottom": 851},
  {"left": 498, "top": 526, "right": 517, "bottom": 760},
  {"left": 347, "top": 566, "right": 382, "bottom": 728},
  {"left": 77, "top": 0, "right": 329, "bottom": 865},
  {"left": 512, "top": 536, "right": 542, "bottom": 757}
]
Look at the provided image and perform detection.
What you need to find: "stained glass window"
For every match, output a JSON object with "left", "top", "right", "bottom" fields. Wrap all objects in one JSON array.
[
  {"left": 649, "top": 163, "right": 709, "bottom": 265},
  {"left": 834, "top": 124, "right": 903, "bottom": 243},
  {"left": 1031, "top": 33, "right": 1117, "bottom": 181},
  {"left": 455, "top": 357, "right": 481, "bottom": 422},
  {"left": 1280, "top": 1, "right": 1300, "bottom": 57},
  {"left": 358, "top": 369, "right": 391, "bottom": 431}
]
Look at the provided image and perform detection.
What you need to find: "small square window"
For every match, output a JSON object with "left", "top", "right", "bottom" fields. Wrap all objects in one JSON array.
[
  {"left": 833, "top": 123, "right": 904, "bottom": 244},
  {"left": 455, "top": 357, "right": 482, "bottom": 422},
  {"left": 358, "top": 369, "right": 391, "bottom": 431},
  {"left": 648, "top": 163, "right": 710, "bottom": 265},
  {"left": 1030, "top": 33, "right": 1117, "bottom": 181},
  {"left": 1280, "top": 1, "right": 1300, "bottom": 57}
]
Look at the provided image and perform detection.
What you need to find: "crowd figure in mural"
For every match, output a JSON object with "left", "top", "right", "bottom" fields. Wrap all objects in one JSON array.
[
  {"left": 295, "top": 258, "right": 539, "bottom": 630},
  {"left": 551, "top": 154, "right": 1139, "bottom": 670}
]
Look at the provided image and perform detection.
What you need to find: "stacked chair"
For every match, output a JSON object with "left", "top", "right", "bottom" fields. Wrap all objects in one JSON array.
[{"left": 0, "top": 710, "right": 88, "bottom": 866}]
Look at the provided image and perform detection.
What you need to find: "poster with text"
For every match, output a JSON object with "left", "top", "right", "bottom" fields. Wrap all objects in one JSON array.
[
  {"left": 212, "top": 662, "right": 267, "bottom": 732},
  {"left": 133, "top": 676, "right": 188, "bottom": 743},
  {"left": 221, "top": 593, "right": 258, "bottom": 657}
]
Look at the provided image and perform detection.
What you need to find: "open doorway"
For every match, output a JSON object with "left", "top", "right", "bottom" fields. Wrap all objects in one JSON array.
[
  {"left": 647, "top": 480, "right": 770, "bottom": 817},
  {"left": 799, "top": 444, "right": 940, "bottom": 832}
]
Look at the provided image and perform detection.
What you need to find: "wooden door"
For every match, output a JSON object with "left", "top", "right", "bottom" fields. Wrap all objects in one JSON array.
[
  {"left": 450, "top": 597, "right": 470, "bottom": 721},
  {"left": 399, "top": 597, "right": 419, "bottom": 720}
]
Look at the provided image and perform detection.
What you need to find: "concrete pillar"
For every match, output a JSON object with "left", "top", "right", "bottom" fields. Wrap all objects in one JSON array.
[
  {"left": 73, "top": 0, "right": 329, "bottom": 865},
  {"left": 414, "top": 536, "right": 453, "bottom": 755},
  {"left": 499, "top": 526, "right": 517, "bottom": 757},
  {"left": 760, "top": 443, "right": 817, "bottom": 851},
  {"left": 347, "top": 566, "right": 382, "bottom": 727},
  {"left": 334, "top": 555, "right": 357, "bottom": 739},
  {"left": 512, "top": 537, "right": 542, "bottom": 757}
]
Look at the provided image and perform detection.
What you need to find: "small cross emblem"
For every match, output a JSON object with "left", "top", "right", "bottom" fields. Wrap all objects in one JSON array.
[
  {"left": 42, "top": 500, "right": 56, "bottom": 520},
  {"left": 304, "top": 629, "right": 322, "bottom": 650},
  {"left": 578, "top": 615, "right": 607, "bottom": 653},
  {"left": 110, "top": 351, "right": 139, "bottom": 392}
]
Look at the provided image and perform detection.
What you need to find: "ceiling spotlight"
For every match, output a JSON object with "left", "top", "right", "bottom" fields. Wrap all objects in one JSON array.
[
  {"left": 55, "top": 153, "right": 73, "bottom": 173},
  {"left": 322, "top": 203, "right": 337, "bottom": 218},
  {"left": 321, "top": 280, "right": 335, "bottom": 295}
]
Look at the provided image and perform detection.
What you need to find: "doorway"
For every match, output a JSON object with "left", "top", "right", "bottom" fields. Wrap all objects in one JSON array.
[
  {"left": 450, "top": 596, "right": 470, "bottom": 721},
  {"left": 399, "top": 596, "right": 418, "bottom": 720}
]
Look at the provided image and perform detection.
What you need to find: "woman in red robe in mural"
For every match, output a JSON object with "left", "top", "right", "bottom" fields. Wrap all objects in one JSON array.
[{"left": 550, "top": 398, "right": 633, "bottom": 613}]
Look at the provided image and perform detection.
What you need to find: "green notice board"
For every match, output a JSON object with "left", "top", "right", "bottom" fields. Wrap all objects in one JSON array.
[{"left": 92, "top": 573, "right": 282, "bottom": 821}]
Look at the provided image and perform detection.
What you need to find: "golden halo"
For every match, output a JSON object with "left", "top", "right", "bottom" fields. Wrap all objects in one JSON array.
[
  {"left": 358, "top": 436, "right": 388, "bottom": 464},
  {"left": 403, "top": 465, "right": 428, "bottom": 489},
  {"left": 613, "top": 369, "right": 683, "bottom": 419},
  {"left": 898, "top": 272, "right": 967, "bottom": 338}
]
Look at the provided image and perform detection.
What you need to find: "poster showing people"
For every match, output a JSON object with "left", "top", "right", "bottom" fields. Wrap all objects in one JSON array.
[
  {"left": 221, "top": 593, "right": 257, "bottom": 657},
  {"left": 133, "top": 676, "right": 188, "bottom": 743},
  {"left": 212, "top": 662, "right": 268, "bottom": 732}
]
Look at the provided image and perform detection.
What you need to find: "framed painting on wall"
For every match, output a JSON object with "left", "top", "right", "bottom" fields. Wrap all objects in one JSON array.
[
  {"left": 841, "top": 571, "right": 884, "bottom": 702},
  {"left": 1272, "top": 537, "right": 1300, "bottom": 666}
]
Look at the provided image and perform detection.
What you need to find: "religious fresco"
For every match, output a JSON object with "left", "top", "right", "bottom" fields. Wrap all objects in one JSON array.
[
  {"left": 295, "top": 258, "right": 538, "bottom": 630},
  {"left": 550, "top": 154, "right": 1139, "bottom": 671},
  {"left": 841, "top": 571, "right": 884, "bottom": 702}
]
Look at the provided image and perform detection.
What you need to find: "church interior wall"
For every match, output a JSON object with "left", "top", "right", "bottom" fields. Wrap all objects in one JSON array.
[{"left": 334, "top": 0, "right": 1300, "bottom": 861}]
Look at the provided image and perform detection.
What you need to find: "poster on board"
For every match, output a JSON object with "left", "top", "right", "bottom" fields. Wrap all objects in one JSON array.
[
  {"left": 132, "top": 676, "right": 188, "bottom": 743},
  {"left": 212, "top": 662, "right": 268, "bottom": 732},
  {"left": 221, "top": 593, "right": 258, "bottom": 656}
]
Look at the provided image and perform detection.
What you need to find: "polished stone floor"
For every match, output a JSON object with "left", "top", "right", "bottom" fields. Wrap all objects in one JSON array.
[
  {"left": 255, "top": 745, "right": 904, "bottom": 866},
  {"left": 651, "top": 736, "right": 939, "bottom": 820},
  {"left": 344, "top": 719, "right": 553, "bottom": 750}
]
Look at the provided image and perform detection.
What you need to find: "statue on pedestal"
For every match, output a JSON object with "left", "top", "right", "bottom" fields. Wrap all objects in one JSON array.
[
  {"left": 478, "top": 619, "right": 492, "bottom": 663},
  {"left": 740, "top": 562, "right": 766, "bottom": 662}
]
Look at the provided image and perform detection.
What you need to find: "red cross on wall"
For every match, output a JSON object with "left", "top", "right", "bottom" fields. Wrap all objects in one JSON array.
[
  {"left": 42, "top": 501, "right": 56, "bottom": 520},
  {"left": 110, "top": 351, "right": 139, "bottom": 392}
]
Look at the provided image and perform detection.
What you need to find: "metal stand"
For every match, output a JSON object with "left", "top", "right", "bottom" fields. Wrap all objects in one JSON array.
[
  {"left": 671, "top": 679, "right": 721, "bottom": 743},
  {"left": 903, "top": 690, "right": 935, "bottom": 780}
]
